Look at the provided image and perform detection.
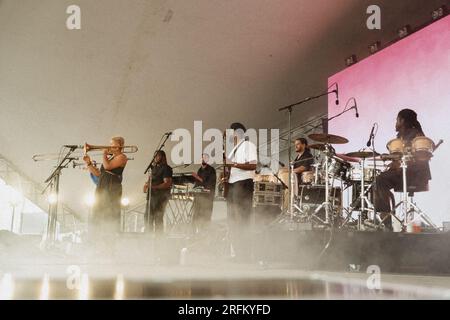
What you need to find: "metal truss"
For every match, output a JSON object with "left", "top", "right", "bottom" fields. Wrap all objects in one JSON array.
[{"left": 0, "top": 154, "right": 82, "bottom": 237}]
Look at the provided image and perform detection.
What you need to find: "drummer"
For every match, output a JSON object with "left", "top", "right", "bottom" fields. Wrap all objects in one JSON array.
[
  {"left": 293, "top": 138, "right": 315, "bottom": 186},
  {"left": 374, "top": 109, "right": 431, "bottom": 229}
]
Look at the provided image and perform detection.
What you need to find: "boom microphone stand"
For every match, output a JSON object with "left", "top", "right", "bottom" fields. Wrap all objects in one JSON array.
[
  {"left": 42, "top": 146, "right": 78, "bottom": 246},
  {"left": 278, "top": 89, "right": 338, "bottom": 219}
]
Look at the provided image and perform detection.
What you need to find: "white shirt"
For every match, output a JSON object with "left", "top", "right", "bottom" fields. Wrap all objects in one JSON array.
[{"left": 228, "top": 139, "right": 258, "bottom": 184}]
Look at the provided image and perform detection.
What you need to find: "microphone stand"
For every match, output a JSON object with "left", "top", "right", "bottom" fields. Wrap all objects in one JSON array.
[
  {"left": 278, "top": 90, "right": 338, "bottom": 220},
  {"left": 304, "top": 101, "right": 357, "bottom": 135},
  {"left": 143, "top": 132, "right": 172, "bottom": 233},
  {"left": 369, "top": 132, "right": 378, "bottom": 227},
  {"left": 42, "top": 147, "right": 78, "bottom": 246}
]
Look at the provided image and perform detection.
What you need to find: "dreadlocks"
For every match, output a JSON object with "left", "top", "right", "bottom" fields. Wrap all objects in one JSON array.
[{"left": 398, "top": 108, "right": 424, "bottom": 135}]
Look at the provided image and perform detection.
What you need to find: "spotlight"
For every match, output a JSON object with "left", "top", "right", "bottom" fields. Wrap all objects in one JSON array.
[
  {"left": 431, "top": 5, "right": 448, "bottom": 20},
  {"left": 368, "top": 41, "right": 381, "bottom": 54},
  {"left": 397, "top": 25, "right": 412, "bottom": 39},
  {"left": 121, "top": 197, "right": 130, "bottom": 207},
  {"left": 84, "top": 193, "right": 96, "bottom": 207},
  {"left": 47, "top": 193, "right": 58, "bottom": 205},
  {"left": 345, "top": 54, "right": 357, "bottom": 67}
]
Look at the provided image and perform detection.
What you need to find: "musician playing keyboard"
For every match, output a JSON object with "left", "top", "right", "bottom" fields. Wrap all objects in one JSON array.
[{"left": 192, "top": 153, "right": 217, "bottom": 232}]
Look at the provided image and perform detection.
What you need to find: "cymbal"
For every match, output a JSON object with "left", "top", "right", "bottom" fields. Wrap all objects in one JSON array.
[
  {"left": 308, "top": 143, "right": 326, "bottom": 151},
  {"left": 335, "top": 153, "right": 360, "bottom": 163},
  {"left": 375, "top": 153, "right": 401, "bottom": 161},
  {"left": 346, "top": 151, "right": 380, "bottom": 158},
  {"left": 308, "top": 133, "right": 349, "bottom": 144}
]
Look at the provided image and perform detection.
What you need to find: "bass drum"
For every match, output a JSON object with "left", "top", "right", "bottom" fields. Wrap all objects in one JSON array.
[
  {"left": 297, "top": 185, "right": 342, "bottom": 221},
  {"left": 278, "top": 167, "right": 298, "bottom": 212}
]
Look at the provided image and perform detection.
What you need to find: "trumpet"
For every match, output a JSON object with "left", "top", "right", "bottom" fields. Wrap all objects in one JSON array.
[{"left": 83, "top": 143, "right": 138, "bottom": 155}]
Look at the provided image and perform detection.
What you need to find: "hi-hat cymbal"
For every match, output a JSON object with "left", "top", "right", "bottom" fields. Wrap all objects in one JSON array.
[
  {"left": 308, "top": 143, "right": 326, "bottom": 151},
  {"left": 308, "top": 133, "right": 349, "bottom": 144},
  {"left": 346, "top": 151, "right": 380, "bottom": 158},
  {"left": 335, "top": 153, "right": 360, "bottom": 163},
  {"left": 375, "top": 153, "right": 401, "bottom": 161}
]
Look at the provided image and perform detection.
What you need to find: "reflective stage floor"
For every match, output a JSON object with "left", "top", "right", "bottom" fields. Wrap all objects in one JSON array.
[{"left": 2, "top": 229, "right": 450, "bottom": 299}]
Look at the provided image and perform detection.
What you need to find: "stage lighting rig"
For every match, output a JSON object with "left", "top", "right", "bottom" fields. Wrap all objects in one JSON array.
[
  {"left": 397, "top": 25, "right": 412, "bottom": 39},
  {"left": 368, "top": 41, "right": 381, "bottom": 54},
  {"left": 345, "top": 54, "right": 357, "bottom": 67},
  {"left": 431, "top": 5, "right": 448, "bottom": 21}
]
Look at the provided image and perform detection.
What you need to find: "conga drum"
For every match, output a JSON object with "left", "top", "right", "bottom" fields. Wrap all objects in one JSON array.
[
  {"left": 412, "top": 136, "right": 435, "bottom": 161},
  {"left": 386, "top": 138, "right": 404, "bottom": 155},
  {"left": 278, "top": 167, "right": 298, "bottom": 212}
]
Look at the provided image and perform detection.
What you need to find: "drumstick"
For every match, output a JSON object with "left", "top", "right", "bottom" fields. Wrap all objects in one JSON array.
[{"left": 434, "top": 139, "right": 444, "bottom": 152}]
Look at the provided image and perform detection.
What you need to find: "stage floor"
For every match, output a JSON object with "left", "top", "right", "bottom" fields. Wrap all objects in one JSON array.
[
  {"left": 2, "top": 229, "right": 450, "bottom": 299},
  {"left": 2, "top": 257, "right": 450, "bottom": 299}
]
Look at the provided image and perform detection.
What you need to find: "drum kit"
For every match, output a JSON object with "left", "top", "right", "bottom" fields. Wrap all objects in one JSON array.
[{"left": 275, "top": 132, "right": 439, "bottom": 231}]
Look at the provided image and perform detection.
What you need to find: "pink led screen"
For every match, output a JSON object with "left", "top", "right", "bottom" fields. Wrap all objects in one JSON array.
[{"left": 328, "top": 16, "right": 450, "bottom": 224}]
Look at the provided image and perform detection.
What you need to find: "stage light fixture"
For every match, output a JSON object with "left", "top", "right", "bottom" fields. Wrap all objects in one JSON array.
[
  {"left": 47, "top": 193, "right": 58, "bottom": 205},
  {"left": 84, "top": 193, "right": 96, "bottom": 207},
  {"left": 431, "top": 5, "right": 448, "bottom": 20},
  {"left": 121, "top": 197, "right": 130, "bottom": 207},
  {"left": 368, "top": 41, "right": 381, "bottom": 54},
  {"left": 397, "top": 25, "right": 412, "bottom": 39},
  {"left": 345, "top": 54, "right": 357, "bottom": 67}
]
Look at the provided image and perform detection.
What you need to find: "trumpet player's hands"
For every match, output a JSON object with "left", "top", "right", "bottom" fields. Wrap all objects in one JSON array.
[
  {"left": 83, "top": 155, "right": 91, "bottom": 165},
  {"left": 143, "top": 182, "right": 149, "bottom": 193}
]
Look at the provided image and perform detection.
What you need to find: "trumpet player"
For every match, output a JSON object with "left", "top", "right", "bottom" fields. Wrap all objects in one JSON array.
[{"left": 83, "top": 136, "right": 128, "bottom": 238}]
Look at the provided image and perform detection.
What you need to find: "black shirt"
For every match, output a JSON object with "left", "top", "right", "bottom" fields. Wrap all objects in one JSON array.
[
  {"left": 195, "top": 164, "right": 216, "bottom": 196},
  {"left": 397, "top": 127, "right": 431, "bottom": 183},
  {"left": 293, "top": 149, "right": 314, "bottom": 183},
  {"left": 151, "top": 163, "right": 173, "bottom": 195}
]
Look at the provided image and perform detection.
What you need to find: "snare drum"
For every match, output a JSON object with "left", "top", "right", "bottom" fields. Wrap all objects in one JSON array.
[
  {"left": 348, "top": 167, "right": 379, "bottom": 182},
  {"left": 301, "top": 171, "right": 315, "bottom": 184},
  {"left": 387, "top": 138, "right": 404, "bottom": 155},
  {"left": 412, "top": 136, "right": 435, "bottom": 161}
]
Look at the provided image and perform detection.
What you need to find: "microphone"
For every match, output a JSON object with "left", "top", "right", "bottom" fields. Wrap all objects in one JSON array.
[
  {"left": 353, "top": 100, "right": 359, "bottom": 118},
  {"left": 334, "top": 84, "right": 339, "bottom": 105},
  {"left": 165, "top": 132, "right": 173, "bottom": 136},
  {"left": 366, "top": 123, "right": 376, "bottom": 147}
]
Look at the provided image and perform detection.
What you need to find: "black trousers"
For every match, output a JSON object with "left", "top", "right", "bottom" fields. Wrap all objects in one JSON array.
[
  {"left": 145, "top": 192, "right": 169, "bottom": 234},
  {"left": 193, "top": 194, "right": 214, "bottom": 231},
  {"left": 374, "top": 170, "right": 402, "bottom": 229},
  {"left": 90, "top": 177, "right": 122, "bottom": 236},
  {"left": 226, "top": 179, "right": 254, "bottom": 260}
]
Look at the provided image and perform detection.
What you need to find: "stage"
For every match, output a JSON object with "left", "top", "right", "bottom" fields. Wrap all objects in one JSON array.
[{"left": 2, "top": 227, "right": 450, "bottom": 299}]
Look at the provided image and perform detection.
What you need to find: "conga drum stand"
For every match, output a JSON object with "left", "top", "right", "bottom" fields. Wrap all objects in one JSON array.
[{"left": 394, "top": 154, "right": 438, "bottom": 230}]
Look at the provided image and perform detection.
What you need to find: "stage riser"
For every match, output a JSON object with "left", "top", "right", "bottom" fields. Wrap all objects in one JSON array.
[{"left": 255, "top": 230, "right": 450, "bottom": 274}]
